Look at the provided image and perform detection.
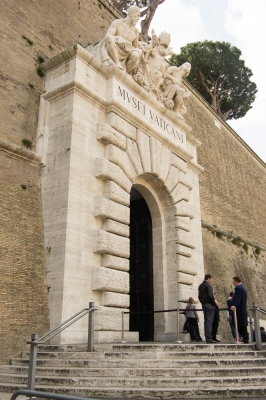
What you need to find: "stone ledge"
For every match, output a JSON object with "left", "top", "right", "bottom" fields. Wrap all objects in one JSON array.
[{"left": 0, "top": 138, "right": 42, "bottom": 164}]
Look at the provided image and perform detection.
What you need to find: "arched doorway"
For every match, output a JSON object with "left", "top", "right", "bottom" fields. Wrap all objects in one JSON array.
[{"left": 130, "top": 188, "right": 154, "bottom": 341}]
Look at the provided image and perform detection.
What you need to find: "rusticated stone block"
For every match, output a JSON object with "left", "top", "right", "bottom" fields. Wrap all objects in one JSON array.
[
  {"left": 150, "top": 137, "right": 161, "bottom": 177},
  {"left": 164, "top": 165, "right": 179, "bottom": 194},
  {"left": 105, "top": 144, "right": 136, "bottom": 182},
  {"left": 101, "top": 291, "right": 129, "bottom": 308},
  {"left": 95, "top": 158, "right": 132, "bottom": 193},
  {"left": 93, "top": 230, "right": 129, "bottom": 258},
  {"left": 176, "top": 244, "right": 192, "bottom": 258},
  {"left": 97, "top": 123, "right": 126, "bottom": 150},
  {"left": 103, "top": 219, "right": 129, "bottom": 238},
  {"left": 94, "top": 306, "right": 129, "bottom": 331},
  {"left": 170, "top": 182, "right": 190, "bottom": 204},
  {"left": 92, "top": 266, "right": 129, "bottom": 293},
  {"left": 102, "top": 254, "right": 129, "bottom": 271},
  {"left": 174, "top": 200, "right": 194, "bottom": 219},
  {"left": 94, "top": 197, "right": 129, "bottom": 225},
  {"left": 158, "top": 146, "right": 172, "bottom": 184},
  {"left": 103, "top": 180, "right": 130, "bottom": 207},
  {"left": 175, "top": 216, "right": 191, "bottom": 232},
  {"left": 136, "top": 129, "right": 151, "bottom": 173},
  {"left": 107, "top": 112, "right": 136, "bottom": 141},
  {"left": 176, "top": 284, "right": 198, "bottom": 303},
  {"left": 176, "top": 255, "right": 197, "bottom": 276},
  {"left": 176, "top": 229, "right": 195, "bottom": 249},
  {"left": 126, "top": 138, "right": 143, "bottom": 176},
  {"left": 177, "top": 271, "right": 194, "bottom": 285}
]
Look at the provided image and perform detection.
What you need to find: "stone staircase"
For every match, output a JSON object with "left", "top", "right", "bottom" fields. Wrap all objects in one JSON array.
[{"left": 1, "top": 342, "right": 266, "bottom": 398}]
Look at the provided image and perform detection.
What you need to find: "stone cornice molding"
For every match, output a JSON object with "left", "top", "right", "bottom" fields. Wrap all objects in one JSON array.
[
  {"left": 183, "top": 79, "right": 266, "bottom": 169},
  {"left": 0, "top": 138, "right": 42, "bottom": 165}
]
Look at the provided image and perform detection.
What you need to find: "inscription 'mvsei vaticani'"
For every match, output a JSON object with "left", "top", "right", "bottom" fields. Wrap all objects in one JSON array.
[{"left": 118, "top": 86, "right": 184, "bottom": 143}]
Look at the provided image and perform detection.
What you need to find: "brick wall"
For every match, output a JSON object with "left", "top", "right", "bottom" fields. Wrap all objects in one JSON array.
[
  {"left": 0, "top": 148, "right": 50, "bottom": 363},
  {"left": 0, "top": 0, "right": 118, "bottom": 148},
  {"left": 185, "top": 83, "right": 266, "bottom": 247}
]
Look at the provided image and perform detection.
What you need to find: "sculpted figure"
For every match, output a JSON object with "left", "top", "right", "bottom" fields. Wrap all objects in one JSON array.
[
  {"left": 89, "top": 6, "right": 141, "bottom": 74},
  {"left": 134, "top": 31, "right": 171, "bottom": 96},
  {"left": 162, "top": 62, "right": 191, "bottom": 119}
]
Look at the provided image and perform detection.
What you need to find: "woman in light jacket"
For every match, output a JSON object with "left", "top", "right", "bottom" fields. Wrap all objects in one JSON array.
[{"left": 186, "top": 297, "right": 203, "bottom": 342}]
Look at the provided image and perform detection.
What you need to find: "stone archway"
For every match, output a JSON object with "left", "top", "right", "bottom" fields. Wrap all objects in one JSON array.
[{"left": 130, "top": 188, "right": 154, "bottom": 341}]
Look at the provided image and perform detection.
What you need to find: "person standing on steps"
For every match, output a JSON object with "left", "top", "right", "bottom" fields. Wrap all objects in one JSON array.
[
  {"left": 185, "top": 297, "right": 203, "bottom": 342},
  {"left": 231, "top": 276, "right": 249, "bottom": 344},
  {"left": 198, "top": 274, "right": 216, "bottom": 343},
  {"left": 212, "top": 292, "right": 220, "bottom": 342}
]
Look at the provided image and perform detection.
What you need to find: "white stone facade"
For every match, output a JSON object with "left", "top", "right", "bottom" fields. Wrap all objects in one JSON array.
[{"left": 36, "top": 44, "right": 204, "bottom": 343}]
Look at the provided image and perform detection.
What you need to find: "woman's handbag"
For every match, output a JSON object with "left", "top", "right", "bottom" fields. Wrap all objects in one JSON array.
[{"left": 183, "top": 319, "right": 190, "bottom": 333}]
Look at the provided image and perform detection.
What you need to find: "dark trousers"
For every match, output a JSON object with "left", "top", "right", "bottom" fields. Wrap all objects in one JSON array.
[
  {"left": 202, "top": 303, "right": 215, "bottom": 342},
  {"left": 212, "top": 311, "right": 219, "bottom": 341},
  {"left": 187, "top": 317, "right": 202, "bottom": 341},
  {"left": 238, "top": 326, "right": 249, "bottom": 343}
]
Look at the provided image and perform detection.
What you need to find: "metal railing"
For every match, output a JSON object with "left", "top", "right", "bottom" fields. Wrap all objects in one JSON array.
[
  {"left": 10, "top": 389, "right": 96, "bottom": 400},
  {"left": 121, "top": 303, "right": 266, "bottom": 350},
  {"left": 121, "top": 308, "right": 177, "bottom": 342},
  {"left": 27, "top": 302, "right": 97, "bottom": 391},
  {"left": 249, "top": 302, "right": 266, "bottom": 350}
]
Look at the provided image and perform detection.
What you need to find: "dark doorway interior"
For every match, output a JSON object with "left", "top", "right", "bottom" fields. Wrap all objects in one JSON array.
[{"left": 130, "top": 189, "right": 154, "bottom": 341}]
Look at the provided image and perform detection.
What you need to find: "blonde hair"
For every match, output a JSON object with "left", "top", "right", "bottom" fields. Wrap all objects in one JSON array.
[{"left": 188, "top": 297, "right": 195, "bottom": 304}]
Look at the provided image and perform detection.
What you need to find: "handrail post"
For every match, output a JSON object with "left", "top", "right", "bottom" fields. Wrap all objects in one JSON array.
[
  {"left": 253, "top": 302, "right": 262, "bottom": 350},
  {"left": 233, "top": 307, "right": 239, "bottom": 343},
  {"left": 27, "top": 333, "right": 38, "bottom": 390},
  {"left": 121, "top": 311, "right": 126, "bottom": 343},
  {"left": 88, "top": 302, "right": 95, "bottom": 352},
  {"left": 248, "top": 317, "right": 254, "bottom": 342},
  {"left": 175, "top": 305, "right": 183, "bottom": 343}
]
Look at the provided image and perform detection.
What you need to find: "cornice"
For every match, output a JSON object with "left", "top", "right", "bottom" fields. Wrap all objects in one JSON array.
[{"left": 0, "top": 138, "right": 42, "bottom": 165}]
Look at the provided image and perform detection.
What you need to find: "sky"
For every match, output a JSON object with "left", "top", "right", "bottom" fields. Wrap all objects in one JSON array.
[{"left": 139, "top": 0, "right": 266, "bottom": 163}]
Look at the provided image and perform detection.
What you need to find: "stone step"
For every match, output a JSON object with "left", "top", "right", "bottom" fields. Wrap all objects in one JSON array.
[
  {"left": 10, "top": 356, "right": 266, "bottom": 368},
  {"left": 38, "top": 343, "right": 260, "bottom": 353},
  {"left": 1, "top": 372, "right": 266, "bottom": 388},
  {"left": 1, "top": 364, "right": 266, "bottom": 378},
  {"left": 1, "top": 383, "right": 266, "bottom": 399},
  {"left": 21, "top": 349, "right": 266, "bottom": 360}
]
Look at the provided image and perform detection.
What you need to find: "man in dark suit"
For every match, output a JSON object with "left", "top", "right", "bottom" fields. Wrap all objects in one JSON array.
[{"left": 231, "top": 276, "right": 249, "bottom": 343}]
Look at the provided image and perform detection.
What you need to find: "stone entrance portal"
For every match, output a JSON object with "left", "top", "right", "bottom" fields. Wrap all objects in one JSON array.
[
  {"left": 36, "top": 44, "right": 205, "bottom": 344},
  {"left": 130, "top": 189, "right": 154, "bottom": 341}
]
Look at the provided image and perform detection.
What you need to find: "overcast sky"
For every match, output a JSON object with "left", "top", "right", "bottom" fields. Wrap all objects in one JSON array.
[{"left": 142, "top": 0, "right": 266, "bottom": 163}]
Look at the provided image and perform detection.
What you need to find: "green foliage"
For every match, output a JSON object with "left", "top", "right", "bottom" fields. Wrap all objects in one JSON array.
[
  {"left": 22, "top": 35, "right": 33, "bottom": 46},
  {"left": 28, "top": 83, "right": 35, "bottom": 90},
  {"left": 21, "top": 184, "right": 27, "bottom": 190},
  {"left": 37, "top": 55, "right": 45, "bottom": 64},
  {"left": 243, "top": 243, "right": 249, "bottom": 253},
  {"left": 232, "top": 236, "right": 242, "bottom": 246},
  {"left": 36, "top": 66, "right": 45, "bottom": 77},
  {"left": 49, "top": 44, "right": 54, "bottom": 50},
  {"left": 21, "top": 138, "right": 32, "bottom": 150},
  {"left": 255, "top": 247, "right": 261, "bottom": 255},
  {"left": 215, "top": 231, "right": 224, "bottom": 239},
  {"left": 170, "top": 40, "right": 257, "bottom": 121}
]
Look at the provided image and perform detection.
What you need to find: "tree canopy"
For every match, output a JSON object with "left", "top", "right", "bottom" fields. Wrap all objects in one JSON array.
[
  {"left": 170, "top": 40, "right": 257, "bottom": 121},
  {"left": 109, "top": 0, "right": 166, "bottom": 37}
]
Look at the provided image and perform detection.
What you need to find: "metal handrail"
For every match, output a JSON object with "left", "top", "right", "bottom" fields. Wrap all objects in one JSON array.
[
  {"left": 249, "top": 302, "right": 266, "bottom": 350},
  {"left": 10, "top": 389, "right": 95, "bottom": 400},
  {"left": 176, "top": 307, "right": 238, "bottom": 343},
  {"left": 27, "top": 302, "right": 97, "bottom": 392},
  {"left": 121, "top": 308, "right": 177, "bottom": 342},
  {"left": 120, "top": 306, "right": 240, "bottom": 344}
]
